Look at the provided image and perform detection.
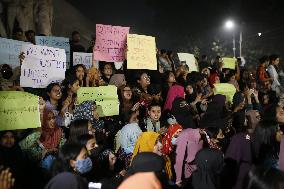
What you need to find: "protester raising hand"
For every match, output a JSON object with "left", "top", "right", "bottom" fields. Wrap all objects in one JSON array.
[{"left": 0, "top": 168, "right": 15, "bottom": 189}]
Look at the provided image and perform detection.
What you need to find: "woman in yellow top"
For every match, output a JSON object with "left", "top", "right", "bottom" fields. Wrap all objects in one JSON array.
[{"left": 132, "top": 131, "right": 173, "bottom": 181}]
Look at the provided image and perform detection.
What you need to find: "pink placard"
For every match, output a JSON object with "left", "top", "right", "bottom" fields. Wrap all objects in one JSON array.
[{"left": 94, "top": 24, "right": 129, "bottom": 62}]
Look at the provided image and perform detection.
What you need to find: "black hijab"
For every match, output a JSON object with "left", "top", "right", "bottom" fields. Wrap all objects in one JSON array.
[
  {"left": 191, "top": 148, "right": 224, "bottom": 189},
  {"left": 171, "top": 97, "right": 196, "bottom": 129}
]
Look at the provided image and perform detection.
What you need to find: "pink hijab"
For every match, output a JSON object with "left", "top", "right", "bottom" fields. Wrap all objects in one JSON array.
[
  {"left": 174, "top": 128, "right": 203, "bottom": 182},
  {"left": 163, "top": 85, "right": 184, "bottom": 111}
]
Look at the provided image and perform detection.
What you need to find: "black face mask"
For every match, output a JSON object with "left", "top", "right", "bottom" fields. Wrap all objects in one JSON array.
[
  {"left": 89, "top": 147, "right": 102, "bottom": 158},
  {"left": 1, "top": 69, "right": 13, "bottom": 80}
]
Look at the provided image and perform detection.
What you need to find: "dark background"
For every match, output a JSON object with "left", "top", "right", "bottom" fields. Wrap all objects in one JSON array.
[{"left": 68, "top": 0, "right": 284, "bottom": 63}]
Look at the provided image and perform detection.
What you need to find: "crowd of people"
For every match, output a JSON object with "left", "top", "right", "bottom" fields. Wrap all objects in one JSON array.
[{"left": 1, "top": 28, "right": 284, "bottom": 189}]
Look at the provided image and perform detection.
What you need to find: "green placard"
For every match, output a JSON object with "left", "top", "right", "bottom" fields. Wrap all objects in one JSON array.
[
  {"left": 0, "top": 91, "right": 41, "bottom": 131},
  {"left": 223, "top": 57, "right": 236, "bottom": 70},
  {"left": 77, "top": 86, "right": 119, "bottom": 117},
  {"left": 214, "top": 83, "right": 236, "bottom": 103}
]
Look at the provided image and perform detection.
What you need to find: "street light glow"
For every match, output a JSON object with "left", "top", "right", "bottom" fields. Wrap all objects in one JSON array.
[
  {"left": 258, "top": 32, "right": 262, "bottom": 37},
  {"left": 225, "top": 20, "right": 235, "bottom": 29}
]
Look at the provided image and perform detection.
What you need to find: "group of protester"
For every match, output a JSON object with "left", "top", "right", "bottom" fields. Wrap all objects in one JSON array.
[{"left": 0, "top": 28, "right": 284, "bottom": 189}]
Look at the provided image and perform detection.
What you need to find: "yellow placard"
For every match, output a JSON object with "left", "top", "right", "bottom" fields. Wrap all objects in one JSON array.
[
  {"left": 127, "top": 34, "right": 157, "bottom": 70},
  {"left": 0, "top": 91, "right": 41, "bottom": 131}
]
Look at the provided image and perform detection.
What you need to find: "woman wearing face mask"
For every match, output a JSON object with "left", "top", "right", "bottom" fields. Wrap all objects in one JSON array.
[
  {"left": 132, "top": 132, "right": 173, "bottom": 181},
  {"left": 73, "top": 101, "right": 104, "bottom": 133},
  {"left": 162, "top": 124, "right": 183, "bottom": 155},
  {"left": 51, "top": 143, "right": 92, "bottom": 179},
  {"left": 77, "top": 134, "right": 99, "bottom": 157},
  {"left": 93, "top": 149, "right": 126, "bottom": 187}
]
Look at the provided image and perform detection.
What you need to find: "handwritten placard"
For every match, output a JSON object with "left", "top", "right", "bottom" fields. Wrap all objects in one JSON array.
[
  {"left": 73, "top": 52, "right": 93, "bottom": 69},
  {"left": 222, "top": 57, "right": 236, "bottom": 70},
  {"left": 94, "top": 24, "right": 129, "bottom": 62},
  {"left": 0, "top": 91, "right": 40, "bottom": 131},
  {"left": 35, "top": 36, "right": 70, "bottom": 68},
  {"left": 127, "top": 34, "right": 157, "bottom": 70},
  {"left": 213, "top": 83, "right": 236, "bottom": 103},
  {"left": 77, "top": 86, "right": 119, "bottom": 117},
  {"left": 20, "top": 44, "right": 66, "bottom": 88},
  {"left": 177, "top": 53, "right": 199, "bottom": 72},
  {"left": 0, "top": 37, "right": 30, "bottom": 68}
]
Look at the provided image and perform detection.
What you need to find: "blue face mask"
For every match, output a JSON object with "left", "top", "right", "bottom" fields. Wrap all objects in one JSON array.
[
  {"left": 75, "top": 157, "right": 93, "bottom": 174},
  {"left": 171, "top": 137, "right": 177, "bottom": 145}
]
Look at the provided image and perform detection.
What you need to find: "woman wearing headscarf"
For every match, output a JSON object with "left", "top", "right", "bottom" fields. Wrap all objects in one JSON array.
[
  {"left": 19, "top": 109, "right": 66, "bottom": 168},
  {"left": 171, "top": 97, "right": 197, "bottom": 129},
  {"left": 132, "top": 132, "right": 173, "bottom": 181},
  {"left": 190, "top": 148, "right": 224, "bottom": 189},
  {"left": 162, "top": 124, "right": 183, "bottom": 156},
  {"left": 73, "top": 101, "right": 104, "bottom": 132},
  {"left": 109, "top": 74, "right": 126, "bottom": 88},
  {"left": 45, "top": 172, "right": 88, "bottom": 189},
  {"left": 221, "top": 132, "right": 253, "bottom": 189},
  {"left": 163, "top": 85, "right": 184, "bottom": 111},
  {"left": 40, "top": 109, "right": 66, "bottom": 169},
  {"left": 120, "top": 152, "right": 167, "bottom": 189},
  {"left": 174, "top": 128, "right": 203, "bottom": 187}
]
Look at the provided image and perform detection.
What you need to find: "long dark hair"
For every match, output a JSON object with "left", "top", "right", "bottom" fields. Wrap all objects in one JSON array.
[
  {"left": 72, "top": 64, "right": 87, "bottom": 87},
  {"left": 252, "top": 120, "right": 280, "bottom": 165},
  {"left": 245, "top": 166, "right": 284, "bottom": 189},
  {"left": 51, "top": 143, "right": 84, "bottom": 177},
  {"left": 61, "top": 75, "right": 79, "bottom": 101},
  {"left": 68, "top": 119, "right": 90, "bottom": 144}
]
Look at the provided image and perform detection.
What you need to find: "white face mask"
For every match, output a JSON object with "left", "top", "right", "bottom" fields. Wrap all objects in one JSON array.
[
  {"left": 114, "top": 62, "right": 123, "bottom": 70},
  {"left": 171, "top": 137, "right": 177, "bottom": 145}
]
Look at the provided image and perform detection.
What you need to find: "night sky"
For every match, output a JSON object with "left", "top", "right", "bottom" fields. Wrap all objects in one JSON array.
[{"left": 68, "top": 0, "right": 284, "bottom": 60}]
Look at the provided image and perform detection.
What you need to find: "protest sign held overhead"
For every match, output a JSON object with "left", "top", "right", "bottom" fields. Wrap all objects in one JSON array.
[
  {"left": 213, "top": 83, "right": 236, "bottom": 103},
  {"left": 222, "top": 57, "right": 236, "bottom": 70},
  {"left": 35, "top": 36, "right": 70, "bottom": 68},
  {"left": 0, "top": 37, "right": 30, "bottom": 68},
  {"left": 127, "top": 34, "right": 157, "bottom": 70},
  {"left": 73, "top": 52, "right": 93, "bottom": 69},
  {"left": 94, "top": 24, "right": 129, "bottom": 62},
  {"left": 20, "top": 44, "right": 66, "bottom": 88},
  {"left": 77, "top": 86, "right": 119, "bottom": 117},
  {"left": 177, "top": 53, "right": 199, "bottom": 72},
  {"left": 0, "top": 91, "right": 40, "bottom": 131}
]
